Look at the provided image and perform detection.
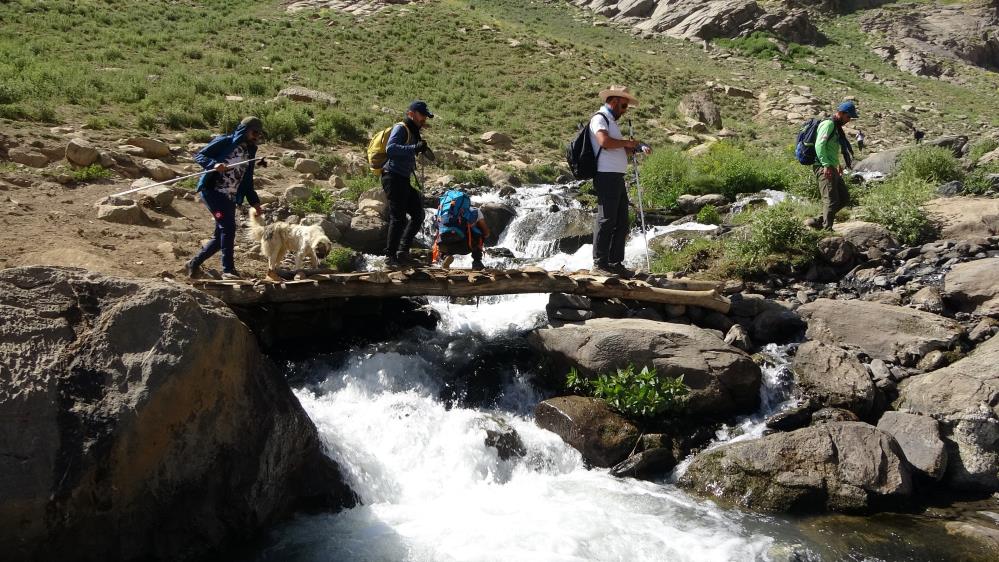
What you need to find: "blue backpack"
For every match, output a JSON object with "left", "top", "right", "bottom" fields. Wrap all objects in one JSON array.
[
  {"left": 435, "top": 190, "right": 475, "bottom": 242},
  {"left": 795, "top": 118, "right": 821, "bottom": 165}
]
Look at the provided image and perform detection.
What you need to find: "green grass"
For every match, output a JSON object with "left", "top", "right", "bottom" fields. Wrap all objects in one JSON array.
[
  {"left": 651, "top": 238, "right": 723, "bottom": 275},
  {"left": 71, "top": 163, "right": 113, "bottom": 182},
  {"left": 290, "top": 185, "right": 336, "bottom": 215},
  {"left": 322, "top": 247, "right": 355, "bottom": 272},
  {"left": 451, "top": 169, "right": 492, "bottom": 187},
  {"left": 857, "top": 175, "right": 936, "bottom": 245},
  {"left": 895, "top": 146, "right": 963, "bottom": 184},
  {"left": 343, "top": 174, "right": 379, "bottom": 202},
  {"left": 715, "top": 32, "right": 813, "bottom": 62},
  {"left": 695, "top": 204, "right": 722, "bottom": 225}
]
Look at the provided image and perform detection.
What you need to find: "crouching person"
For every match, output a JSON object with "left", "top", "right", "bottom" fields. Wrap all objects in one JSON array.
[
  {"left": 185, "top": 116, "right": 264, "bottom": 280},
  {"left": 432, "top": 190, "right": 490, "bottom": 271}
]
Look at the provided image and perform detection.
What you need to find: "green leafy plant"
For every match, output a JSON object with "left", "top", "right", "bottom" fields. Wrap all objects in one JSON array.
[
  {"left": 451, "top": 169, "right": 492, "bottom": 187},
  {"left": 695, "top": 204, "right": 722, "bottom": 225},
  {"left": 968, "top": 138, "right": 999, "bottom": 163},
  {"left": 322, "top": 247, "right": 355, "bottom": 272},
  {"left": 343, "top": 174, "right": 379, "bottom": 201},
  {"left": 895, "top": 146, "right": 963, "bottom": 184},
  {"left": 857, "top": 175, "right": 935, "bottom": 245},
  {"left": 724, "top": 201, "right": 822, "bottom": 277},
  {"left": 71, "top": 164, "right": 113, "bottom": 182},
  {"left": 964, "top": 167, "right": 999, "bottom": 195},
  {"left": 650, "top": 237, "right": 722, "bottom": 275},
  {"left": 567, "top": 364, "right": 688, "bottom": 419},
  {"left": 290, "top": 185, "right": 336, "bottom": 215},
  {"left": 638, "top": 146, "right": 691, "bottom": 210}
]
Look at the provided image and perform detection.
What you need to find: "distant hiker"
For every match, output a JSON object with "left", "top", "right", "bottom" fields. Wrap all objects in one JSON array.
[
  {"left": 382, "top": 100, "right": 434, "bottom": 267},
  {"left": 185, "top": 116, "right": 264, "bottom": 280},
  {"left": 856, "top": 130, "right": 865, "bottom": 152},
  {"left": 589, "top": 85, "right": 651, "bottom": 276},
  {"left": 805, "top": 101, "right": 857, "bottom": 231},
  {"left": 431, "top": 190, "right": 490, "bottom": 271}
]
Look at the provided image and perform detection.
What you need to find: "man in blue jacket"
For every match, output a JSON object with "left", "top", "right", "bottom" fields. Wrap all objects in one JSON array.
[
  {"left": 382, "top": 100, "right": 433, "bottom": 267},
  {"left": 185, "top": 116, "right": 264, "bottom": 280}
]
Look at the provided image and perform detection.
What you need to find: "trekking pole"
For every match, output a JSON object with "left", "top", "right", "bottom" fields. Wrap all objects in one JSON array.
[
  {"left": 107, "top": 157, "right": 266, "bottom": 199},
  {"left": 628, "top": 120, "right": 651, "bottom": 272}
]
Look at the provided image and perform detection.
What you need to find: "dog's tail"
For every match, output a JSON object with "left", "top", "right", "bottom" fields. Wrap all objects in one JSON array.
[{"left": 248, "top": 207, "right": 266, "bottom": 242}]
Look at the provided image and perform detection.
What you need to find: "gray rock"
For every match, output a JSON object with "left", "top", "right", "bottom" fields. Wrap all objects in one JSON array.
[
  {"left": 65, "top": 138, "right": 99, "bottom": 167},
  {"left": 95, "top": 197, "right": 149, "bottom": 225},
  {"left": 8, "top": 147, "right": 49, "bottom": 168},
  {"left": 283, "top": 183, "right": 313, "bottom": 205},
  {"left": 475, "top": 414, "right": 526, "bottom": 461},
  {"left": 548, "top": 293, "right": 592, "bottom": 311},
  {"left": 916, "top": 349, "right": 949, "bottom": 371},
  {"left": 909, "top": 286, "right": 945, "bottom": 314},
  {"left": 300, "top": 213, "right": 341, "bottom": 242},
  {"left": 0, "top": 267, "right": 354, "bottom": 561},
  {"left": 751, "top": 309, "right": 806, "bottom": 345},
  {"left": 944, "top": 258, "right": 999, "bottom": 317},
  {"left": 811, "top": 407, "right": 861, "bottom": 424},
  {"left": 534, "top": 396, "right": 639, "bottom": 468},
  {"left": 276, "top": 86, "right": 337, "bottom": 105},
  {"left": 479, "top": 202, "right": 516, "bottom": 246},
  {"left": 832, "top": 221, "right": 899, "bottom": 251},
  {"left": 798, "top": 299, "right": 964, "bottom": 364},
  {"left": 679, "top": 422, "right": 913, "bottom": 513},
  {"left": 817, "top": 236, "right": 858, "bottom": 268},
  {"left": 341, "top": 214, "right": 387, "bottom": 253},
  {"left": 140, "top": 158, "right": 175, "bottom": 181},
  {"left": 528, "top": 318, "right": 761, "bottom": 419},
  {"left": 676, "top": 91, "right": 722, "bottom": 129},
  {"left": 868, "top": 359, "right": 892, "bottom": 382},
  {"left": 896, "top": 335, "right": 999, "bottom": 491},
  {"left": 610, "top": 448, "right": 676, "bottom": 479},
  {"left": 480, "top": 131, "right": 513, "bottom": 148},
  {"left": 294, "top": 158, "right": 322, "bottom": 175},
  {"left": 724, "top": 324, "right": 753, "bottom": 351},
  {"left": 793, "top": 341, "right": 878, "bottom": 418},
  {"left": 969, "top": 318, "right": 998, "bottom": 342},
  {"left": 937, "top": 180, "right": 964, "bottom": 197},
  {"left": 125, "top": 137, "right": 171, "bottom": 158},
  {"left": 139, "top": 185, "right": 175, "bottom": 208},
  {"left": 854, "top": 149, "right": 904, "bottom": 176},
  {"left": 877, "top": 411, "right": 948, "bottom": 480}
]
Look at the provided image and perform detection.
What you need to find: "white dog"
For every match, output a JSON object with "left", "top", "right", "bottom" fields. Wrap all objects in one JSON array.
[{"left": 248, "top": 208, "right": 332, "bottom": 280}]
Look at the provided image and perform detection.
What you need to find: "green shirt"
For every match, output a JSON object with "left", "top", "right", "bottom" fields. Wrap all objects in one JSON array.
[{"left": 815, "top": 119, "right": 840, "bottom": 168}]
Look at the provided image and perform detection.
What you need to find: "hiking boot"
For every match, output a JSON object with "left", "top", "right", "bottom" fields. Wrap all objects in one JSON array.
[
  {"left": 608, "top": 263, "right": 635, "bottom": 278},
  {"left": 385, "top": 255, "right": 401, "bottom": 268},
  {"left": 221, "top": 270, "right": 242, "bottom": 280},
  {"left": 184, "top": 260, "right": 203, "bottom": 279},
  {"left": 471, "top": 259, "right": 485, "bottom": 271},
  {"left": 592, "top": 262, "right": 615, "bottom": 276},
  {"left": 441, "top": 255, "right": 455, "bottom": 270}
]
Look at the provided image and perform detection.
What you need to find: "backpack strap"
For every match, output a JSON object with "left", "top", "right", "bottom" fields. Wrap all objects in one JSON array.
[{"left": 395, "top": 122, "right": 412, "bottom": 145}]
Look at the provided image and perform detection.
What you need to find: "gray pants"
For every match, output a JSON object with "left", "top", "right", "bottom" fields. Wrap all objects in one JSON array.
[
  {"left": 816, "top": 168, "right": 849, "bottom": 230},
  {"left": 592, "top": 172, "right": 628, "bottom": 265}
]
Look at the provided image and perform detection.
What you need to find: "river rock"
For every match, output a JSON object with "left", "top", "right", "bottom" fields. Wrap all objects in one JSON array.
[
  {"left": 679, "top": 422, "right": 912, "bottom": 513},
  {"left": 896, "top": 335, "right": 999, "bottom": 491},
  {"left": 924, "top": 197, "right": 999, "bottom": 240},
  {"left": 527, "top": 318, "right": 761, "bottom": 419},
  {"left": 751, "top": 308, "right": 806, "bottom": 345},
  {"left": 810, "top": 407, "right": 861, "bottom": 424},
  {"left": 724, "top": 324, "right": 753, "bottom": 351},
  {"left": 944, "top": 258, "right": 999, "bottom": 317},
  {"left": 876, "top": 411, "right": 948, "bottom": 480},
  {"left": 65, "top": 138, "right": 99, "bottom": 167},
  {"left": 909, "top": 286, "right": 945, "bottom": 314},
  {"left": 478, "top": 202, "right": 516, "bottom": 246},
  {"left": 125, "top": 137, "right": 171, "bottom": 158},
  {"left": 610, "top": 448, "right": 676, "bottom": 479},
  {"left": 341, "top": 214, "right": 387, "bottom": 253},
  {"left": 798, "top": 299, "right": 964, "bottom": 364},
  {"left": 969, "top": 318, "right": 998, "bottom": 343},
  {"left": 95, "top": 197, "right": 149, "bottom": 225},
  {"left": 817, "top": 236, "right": 858, "bottom": 268},
  {"left": 832, "top": 221, "right": 899, "bottom": 251},
  {"left": 475, "top": 414, "right": 526, "bottom": 461},
  {"left": 534, "top": 396, "right": 639, "bottom": 468},
  {"left": 0, "top": 266, "right": 354, "bottom": 561},
  {"left": 793, "top": 341, "right": 878, "bottom": 418}
]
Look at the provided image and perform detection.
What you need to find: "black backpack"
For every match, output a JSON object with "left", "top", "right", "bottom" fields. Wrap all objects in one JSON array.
[{"left": 566, "top": 112, "right": 607, "bottom": 180}]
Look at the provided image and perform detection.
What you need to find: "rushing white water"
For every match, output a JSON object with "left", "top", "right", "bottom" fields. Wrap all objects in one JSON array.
[{"left": 249, "top": 185, "right": 840, "bottom": 562}]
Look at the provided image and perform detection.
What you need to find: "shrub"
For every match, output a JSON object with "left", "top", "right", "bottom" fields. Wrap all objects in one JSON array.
[
  {"left": 71, "top": 164, "right": 113, "bottom": 182},
  {"left": 136, "top": 113, "right": 158, "bottom": 131},
  {"left": 896, "top": 146, "right": 963, "bottom": 184},
  {"left": 567, "top": 364, "right": 688, "bottom": 419},
  {"left": 691, "top": 142, "right": 804, "bottom": 200},
  {"left": 265, "top": 106, "right": 310, "bottom": 143},
  {"left": 695, "top": 204, "right": 722, "bottom": 225},
  {"left": 452, "top": 169, "right": 492, "bottom": 187},
  {"left": 857, "top": 175, "right": 935, "bottom": 245},
  {"left": 715, "top": 32, "right": 812, "bottom": 61},
  {"left": 290, "top": 186, "right": 335, "bottom": 215},
  {"left": 723, "top": 202, "right": 822, "bottom": 277},
  {"left": 964, "top": 167, "right": 999, "bottom": 195},
  {"left": 314, "top": 153, "right": 346, "bottom": 180},
  {"left": 343, "top": 174, "right": 379, "bottom": 201},
  {"left": 639, "top": 146, "right": 691, "bottom": 210},
  {"left": 308, "top": 109, "right": 366, "bottom": 145},
  {"left": 322, "top": 247, "right": 355, "bottom": 272},
  {"left": 512, "top": 163, "right": 561, "bottom": 185},
  {"left": 968, "top": 138, "right": 999, "bottom": 163},
  {"left": 650, "top": 237, "right": 722, "bottom": 275}
]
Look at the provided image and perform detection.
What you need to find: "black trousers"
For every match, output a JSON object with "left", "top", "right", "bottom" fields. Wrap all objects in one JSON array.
[
  {"left": 381, "top": 171, "right": 425, "bottom": 256},
  {"left": 191, "top": 188, "right": 237, "bottom": 273},
  {"left": 592, "top": 172, "right": 628, "bottom": 265}
]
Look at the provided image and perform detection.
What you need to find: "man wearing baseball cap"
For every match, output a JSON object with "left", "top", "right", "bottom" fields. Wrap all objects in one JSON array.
[
  {"left": 382, "top": 100, "right": 434, "bottom": 266},
  {"left": 809, "top": 100, "right": 858, "bottom": 230},
  {"left": 590, "top": 85, "right": 651, "bottom": 276}
]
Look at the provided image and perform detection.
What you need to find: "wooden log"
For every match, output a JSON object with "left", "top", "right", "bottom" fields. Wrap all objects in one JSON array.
[{"left": 194, "top": 268, "right": 730, "bottom": 313}]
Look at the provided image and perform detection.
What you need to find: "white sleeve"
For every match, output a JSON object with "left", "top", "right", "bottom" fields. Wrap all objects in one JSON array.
[{"left": 589, "top": 113, "right": 608, "bottom": 137}]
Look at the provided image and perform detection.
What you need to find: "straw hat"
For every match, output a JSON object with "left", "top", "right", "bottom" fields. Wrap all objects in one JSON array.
[{"left": 599, "top": 85, "right": 639, "bottom": 107}]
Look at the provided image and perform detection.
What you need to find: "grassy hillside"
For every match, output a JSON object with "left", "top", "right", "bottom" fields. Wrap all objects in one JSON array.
[{"left": 1, "top": 0, "right": 998, "bottom": 161}]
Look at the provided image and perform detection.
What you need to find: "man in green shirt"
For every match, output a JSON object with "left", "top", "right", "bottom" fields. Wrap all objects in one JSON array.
[{"left": 809, "top": 100, "right": 858, "bottom": 230}]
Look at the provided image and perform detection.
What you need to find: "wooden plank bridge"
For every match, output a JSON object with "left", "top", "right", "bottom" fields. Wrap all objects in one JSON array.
[{"left": 192, "top": 267, "right": 731, "bottom": 313}]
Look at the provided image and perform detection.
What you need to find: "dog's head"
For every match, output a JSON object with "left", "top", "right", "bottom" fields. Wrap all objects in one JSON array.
[{"left": 312, "top": 234, "right": 333, "bottom": 259}]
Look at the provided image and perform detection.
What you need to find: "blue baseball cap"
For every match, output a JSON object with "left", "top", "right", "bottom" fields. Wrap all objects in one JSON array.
[
  {"left": 408, "top": 100, "right": 434, "bottom": 118},
  {"left": 837, "top": 100, "right": 859, "bottom": 118}
]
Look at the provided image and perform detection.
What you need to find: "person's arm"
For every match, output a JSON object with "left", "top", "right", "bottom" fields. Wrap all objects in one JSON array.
[
  {"left": 386, "top": 124, "right": 417, "bottom": 158},
  {"left": 194, "top": 136, "right": 228, "bottom": 172},
  {"left": 238, "top": 160, "right": 262, "bottom": 213},
  {"left": 475, "top": 217, "right": 491, "bottom": 239}
]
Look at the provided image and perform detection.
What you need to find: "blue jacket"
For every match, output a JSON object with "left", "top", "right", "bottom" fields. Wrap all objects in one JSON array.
[
  {"left": 383, "top": 118, "right": 423, "bottom": 178},
  {"left": 194, "top": 121, "right": 260, "bottom": 206}
]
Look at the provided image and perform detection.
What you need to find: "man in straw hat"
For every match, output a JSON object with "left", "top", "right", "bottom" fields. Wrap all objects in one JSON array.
[{"left": 590, "top": 85, "right": 651, "bottom": 276}]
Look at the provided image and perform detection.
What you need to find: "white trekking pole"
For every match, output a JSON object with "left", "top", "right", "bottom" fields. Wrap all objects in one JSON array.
[
  {"left": 107, "top": 157, "right": 266, "bottom": 199},
  {"left": 628, "top": 120, "right": 651, "bottom": 272}
]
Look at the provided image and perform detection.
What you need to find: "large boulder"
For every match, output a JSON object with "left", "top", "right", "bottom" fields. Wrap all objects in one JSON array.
[
  {"left": 896, "top": 335, "right": 999, "bottom": 491},
  {"left": 140, "top": 158, "right": 176, "bottom": 182},
  {"left": 341, "top": 214, "right": 387, "bottom": 253},
  {"left": 876, "top": 411, "right": 948, "bottom": 480},
  {"left": 797, "top": 299, "right": 964, "bottom": 364},
  {"left": 125, "top": 137, "right": 171, "bottom": 159},
  {"left": 944, "top": 258, "right": 999, "bottom": 317},
  {"left": 356, "top": 187, "right": 389, "bottom": 219},
  {"left": 853, "top": 148, "right": 904, "bottom": 177},
  {"left": 8, "top": 147, "right": 50, "bottom": 168},
  {"left": 527, "top": 318, "right": 761, "bottom": 419},
  {"left": 478, "top": 202, "right": 516, "bottom": 247},
  {"left": 95, "top": 197, "right": 149, "bottom": 225},
  {"left": 65, "top": 138, "right": 99, "bottom": 167},
  {"left": 792, "top": 341, "right": 878, "bottom": 419},
  {"left": 634, "top": 0, "right": 820, "bottom": 44},
  {"left": 506, "top": 207, "right": 594, "bottom": 255},
  {"left": 677, "top": 91, "right": 722, "bottom": 130},
  {"left": 679, "top": 422, "right": 913, "bottom": 513},
  {"left": 0, "top": 267, "right": 354, "bottom": 561},
  {"left": 276, "top": 86, "right": 337, "bottom": 105},
  {"left": 831, "top": 221, "right": 899, "bottom": 251},
  {"left": 534, "top": 396, "right": 639, "bottom": 467},
  {"left": 924, "top": 197, "right": 999, "bottom": 240}
]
